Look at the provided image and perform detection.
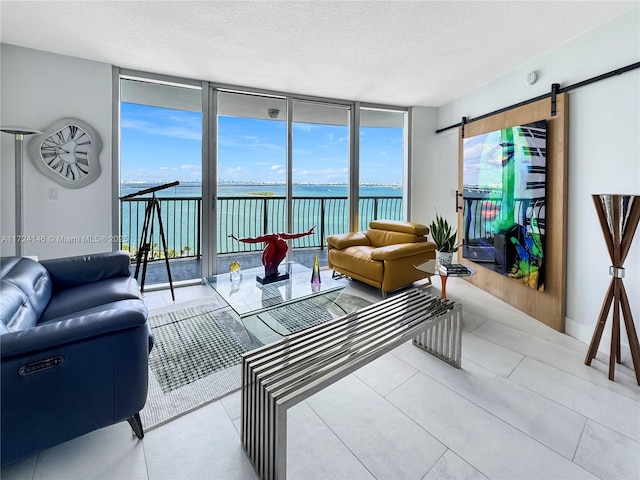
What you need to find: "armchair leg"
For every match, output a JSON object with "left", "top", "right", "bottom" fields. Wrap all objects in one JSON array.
[{"left": 127, "top": 413, "right": 145, "bottom": 439}]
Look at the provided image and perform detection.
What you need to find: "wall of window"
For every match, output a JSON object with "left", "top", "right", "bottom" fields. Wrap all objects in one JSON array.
[{"left": 116, "top": 71, "right": 409, "bottom": 277}]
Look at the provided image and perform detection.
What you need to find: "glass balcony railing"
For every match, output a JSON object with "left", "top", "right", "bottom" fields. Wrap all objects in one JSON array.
[{"left": 119, "top": 195, "right": 402, "bottom": 260}]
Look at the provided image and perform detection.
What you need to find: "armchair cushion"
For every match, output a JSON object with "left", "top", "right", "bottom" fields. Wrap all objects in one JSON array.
[
  {"left": 326, "top": 231, "right": 370, "bottom": 250},
  {"left": 370, "top": 242, "right": 436, "bottom": 261},
  {"left": 366, "top": 228, "right": 426, "bottom": 248},
  {"left": 369, "top": 219, "right": 429, "bottom": 236}
]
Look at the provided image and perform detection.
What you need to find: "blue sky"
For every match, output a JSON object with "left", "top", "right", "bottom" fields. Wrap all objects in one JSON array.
[{"left": 120, "top": 103, "right": 403, "bottom": 185}]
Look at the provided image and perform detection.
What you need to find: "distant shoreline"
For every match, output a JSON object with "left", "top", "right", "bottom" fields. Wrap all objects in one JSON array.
[{"left": 120, "top": 181, "right": 401, "bottom": 187}]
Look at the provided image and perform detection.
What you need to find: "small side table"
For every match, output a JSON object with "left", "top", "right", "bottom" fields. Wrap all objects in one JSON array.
[{"left": 415, "top": 259, "right": 476, "bottom": 300}]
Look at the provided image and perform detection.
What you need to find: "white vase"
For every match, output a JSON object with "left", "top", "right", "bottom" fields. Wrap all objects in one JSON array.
[{"left": 436, "top": 250, "right": 453, "bottom": 267}]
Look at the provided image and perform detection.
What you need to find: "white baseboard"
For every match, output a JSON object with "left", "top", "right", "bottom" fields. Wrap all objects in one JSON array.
[{"left": 565, "top": 316, "right": 632, "bottom": 361}]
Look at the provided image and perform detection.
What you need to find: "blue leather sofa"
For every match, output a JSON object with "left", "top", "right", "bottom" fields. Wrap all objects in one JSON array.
[{"left": 0, "top": 251, "right": 152, "bottom": 466}]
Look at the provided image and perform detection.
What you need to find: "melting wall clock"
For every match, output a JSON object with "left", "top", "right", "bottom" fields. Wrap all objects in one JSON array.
[{"left": 28, "top": 118, "right": 102, "bottom": 188}]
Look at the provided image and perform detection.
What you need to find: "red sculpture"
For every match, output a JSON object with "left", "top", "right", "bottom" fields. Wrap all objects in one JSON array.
[{"left": 229, "top": 227, "right": 315, "bottom": 278}]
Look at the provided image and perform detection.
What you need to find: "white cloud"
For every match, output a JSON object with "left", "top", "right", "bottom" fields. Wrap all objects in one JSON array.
[{"left": 121, "top": 115, "right": 201, "bottom": 141}]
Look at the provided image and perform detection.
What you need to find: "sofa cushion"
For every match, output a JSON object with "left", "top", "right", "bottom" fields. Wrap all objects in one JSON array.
[
  {"left": 41, "top": 251, "right": 132, "bottom": 292},
  {"left": 328, "top": 246, "right": 383, "bottom": 282},
  {"left": 39, "top": 277, "right": 141, "bottom": 323},
  {"left": 0, "top": 258, "right": 52, "bottom": 333},
  {"left": 366, "top": 228, "right": 425, "bottom": 247},
  {"left": 369, "top": 220, "right": 429, "bottom": 236}
]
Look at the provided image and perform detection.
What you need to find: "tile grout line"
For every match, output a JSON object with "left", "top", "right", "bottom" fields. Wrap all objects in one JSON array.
[
  {"left": 571, "top": 418, "right": 589, "bottom": 463},
  {"left": 393, "top": 355, "right": 590, "bottom": 465},
  {"left": 472, "top": 321, "right": 640, "bottom": 401},
  {"left": 302, "top": 399, "right": 378, "bottom": 480}
]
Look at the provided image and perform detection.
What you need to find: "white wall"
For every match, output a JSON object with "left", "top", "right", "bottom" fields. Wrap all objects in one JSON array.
[
  {"left": 412, "top": 9, "right": 640, "bottom": 354},
  {"left": 1, "top": 44, "right": 113, "bottom": 259}
]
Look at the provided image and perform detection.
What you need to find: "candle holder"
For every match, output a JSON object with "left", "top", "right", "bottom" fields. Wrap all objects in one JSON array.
[{"left": 585, "top": 194, "right": 640, "bottom": 385}]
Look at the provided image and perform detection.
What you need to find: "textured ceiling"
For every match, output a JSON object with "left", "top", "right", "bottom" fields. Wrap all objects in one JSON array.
[{"left": 1, "top": 1, "right": 637, "bottom": 106}]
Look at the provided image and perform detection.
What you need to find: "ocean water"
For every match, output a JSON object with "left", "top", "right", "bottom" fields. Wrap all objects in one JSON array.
[
  {"left": 119, "top": 182, "right": 402, "bottom": 255},
  {"left": 120, "top": 182, "right": 402, "bottom": 199}
]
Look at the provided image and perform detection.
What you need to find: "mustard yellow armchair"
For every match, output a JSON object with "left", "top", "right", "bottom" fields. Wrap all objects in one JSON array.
[{"left": 327, "top": 220, "right": 436, "bottom": 297}]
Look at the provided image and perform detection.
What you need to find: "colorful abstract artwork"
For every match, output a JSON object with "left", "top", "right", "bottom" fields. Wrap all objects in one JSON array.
[{"left": 462, "top": 120, "right": 547, "bottom": 291}]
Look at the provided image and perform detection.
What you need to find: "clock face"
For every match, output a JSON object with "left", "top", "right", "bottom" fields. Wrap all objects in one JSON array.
[
  {"left": 28, "top": 118, "right": 102, "bottom": 188},
  {"left": 41, "top": 125, "right": 92, "bottom": 181}
]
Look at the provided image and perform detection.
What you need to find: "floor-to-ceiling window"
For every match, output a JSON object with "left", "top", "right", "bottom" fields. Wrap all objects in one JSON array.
[
  {"left": 119, "top": 76, "right": 202, "bottom": 284},
  {"left": 291, "top": 100, "right": 350, "bottom": 264},
  {"left": 215, "top": 91, "right": 288, "bottom": 271},
  {"left": 358, "top": 108, "right": 407, "bottom": 230},
  {"left": 117, "top": 72, "right": 408, "bottom": 280}
]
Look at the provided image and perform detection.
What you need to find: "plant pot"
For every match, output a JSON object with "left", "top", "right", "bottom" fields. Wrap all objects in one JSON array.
[{"left": 436, "top": 250, "right": 454, "bottom": 267}]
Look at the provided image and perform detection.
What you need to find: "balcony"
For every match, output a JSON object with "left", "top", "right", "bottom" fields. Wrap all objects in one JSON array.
[{"left": 120, "top": 195, "right": 402, "bottom": 284}]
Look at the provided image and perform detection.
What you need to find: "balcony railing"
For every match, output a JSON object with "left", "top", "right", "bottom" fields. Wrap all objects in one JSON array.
[{"left": 120, "top": 195, "right": 402, "bottom": 259}]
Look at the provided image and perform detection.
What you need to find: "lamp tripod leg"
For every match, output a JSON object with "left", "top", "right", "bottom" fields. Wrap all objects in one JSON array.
[
  {"left": 585, "top": 279, "right": 615, "bottom": 365},
  {"left": 609, "top": 280, "right": 621, "bottom": 380},
  {"left": 619, "top": 282, "right": 640, "bottom": 386}
]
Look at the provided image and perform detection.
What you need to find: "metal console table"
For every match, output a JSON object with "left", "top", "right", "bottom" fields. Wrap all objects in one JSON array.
[{"left": 241, "top": 288, "right": 462, "bottom": 480}]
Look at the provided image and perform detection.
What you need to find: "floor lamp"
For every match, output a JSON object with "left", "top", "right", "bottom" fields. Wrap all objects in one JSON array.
[
  {"left": 585, "top": 194, "right": 640, "bottom": 385},
  {"left": 1, "top": 127, "right": 42, "bottom": 257}
]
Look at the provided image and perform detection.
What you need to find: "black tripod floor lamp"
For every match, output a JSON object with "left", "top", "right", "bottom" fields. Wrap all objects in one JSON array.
[{"left": 585, "top": 194, "right": 640, "bottom": 385}]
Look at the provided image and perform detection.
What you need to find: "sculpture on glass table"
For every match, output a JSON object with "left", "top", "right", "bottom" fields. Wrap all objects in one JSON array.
[{"left": 228, "top": 227, "right": 315, "bottom": 284}]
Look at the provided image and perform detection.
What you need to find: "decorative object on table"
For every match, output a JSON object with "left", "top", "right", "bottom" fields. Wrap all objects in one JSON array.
[
  {"left": 229, "top": 260, "right": 241, "bottom": 282},
  {"left": 27, "top": 118, "right": 102, "bottom": 188},
  {"left": 429, "top": 212, "right": 458, "bottom": 266},
  {"left": 461, "top": 120, "right": 547, "bottom": 290},
  {"left": 1, "top": 126, "right": 42, "bottom": 257},
  {"left": 439, "top": 263, "right": 471, "bottom": 275},
  {"left": 585, "top": 194, "right": 640, "bottom": 385},
  {"left": 311, "top": 253, "right": 321, "bottom": 285},
  {"left": 228, "top": 226, "right": 315, "bottom": 284}
]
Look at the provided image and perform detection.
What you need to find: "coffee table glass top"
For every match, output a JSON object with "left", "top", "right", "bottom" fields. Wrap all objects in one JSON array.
[{"left": 204, "top": 262, "right": 345, "bottom": 318}]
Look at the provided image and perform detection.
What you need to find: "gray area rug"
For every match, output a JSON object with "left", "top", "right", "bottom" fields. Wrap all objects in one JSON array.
[{"left": 141, "top": 292, "right": 371, "bottom": 431}]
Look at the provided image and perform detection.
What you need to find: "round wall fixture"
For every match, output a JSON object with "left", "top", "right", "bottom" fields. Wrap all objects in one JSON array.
[{"left": 527, "top": 72, "right": 538, "bottom": 85}]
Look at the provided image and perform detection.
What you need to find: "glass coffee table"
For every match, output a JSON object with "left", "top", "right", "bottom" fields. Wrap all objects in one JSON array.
[{"left": 204, "top": 262, "right": 347, "bottom": 340}]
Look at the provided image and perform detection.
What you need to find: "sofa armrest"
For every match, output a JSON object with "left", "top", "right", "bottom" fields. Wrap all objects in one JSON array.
[
  {"left": 327, "top": 232, "right": 371, "bottom": 250},
  {"left": 41, "top": 250, "right": 132, "bottom": 291},
  {"left": 0, "top": 300, "right": 147, "bottom": 358},
  {"left": 370, "top": 242, "right": 436, "bottom": 261}
]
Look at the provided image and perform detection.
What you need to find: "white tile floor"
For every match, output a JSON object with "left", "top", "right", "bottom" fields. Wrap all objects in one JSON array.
[{"left": 3, "top": 276, "right": 640, "bottom": 480}]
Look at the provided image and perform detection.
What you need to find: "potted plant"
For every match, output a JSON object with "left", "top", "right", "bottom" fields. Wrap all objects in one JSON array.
[{"left": 429, "top": 213, "right": 458, "bottom": 266}]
